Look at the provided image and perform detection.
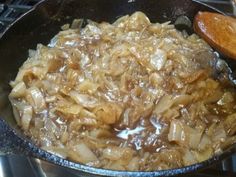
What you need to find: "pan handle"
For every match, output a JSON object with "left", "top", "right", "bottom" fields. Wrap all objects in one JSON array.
[{"left": 0, "top": 118, "right": 31, "bottom": 155}]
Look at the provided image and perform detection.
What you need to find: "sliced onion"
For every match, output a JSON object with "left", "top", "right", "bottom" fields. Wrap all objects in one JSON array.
[
  {"left": 187, "top": 127, "right": 203, "bottom": 149},
  {"left": 21, "top": 105, "right": 33, "bottom": 130},
  {"left": 183, "top": 150, "right": 197, "bottom": 166},
  {"left": 12, "top": 105, "right": 21, "bottom": 126},
  {"left": 193, "top": 147, "right": 213, "bottom": 162},
  {"left": 127, "top": 157, "right": 139, "bottom": 171},
  {"left": 9, "top": 81, "right": 26, "bottom": 98},
  {"left": 126, "top": 11, "right": 150, "bottom": 31},
  {"left": 173, "top": 94, "right": 192, "bottom": 107},
  {"left": 168, "top": 119, "right": 203, "bottom": 149},
  {"left": 26, "top": 87, "right": 46, "bottom": 112},
  {"left": 42, "top": 146, "right": 68, "bottom": 158},
  {"left": 69, "top": 90, "right": 98, "bottom": 108},
  {"left": 94, "top": 103, "right": 122, "bottom": 124},
  {"left": 73, "top": 118, "right": 98, "bottom": 126},
  {"left": 90, "top": 129, "right": 113, "bottom": 138},
  {"left": 154, "top": 95, "right": 174, "bottom": 115},
  {"left": 103, "top": 146, "right": 133, "bottom": 161},
  {"left": 77, "top": 80, "right": 99, "bottom": 94},
  {"left": 212, "top": 124, "right": 226, "bottom": 142},
  {"left": 217, "top": 92, "right": 234, "bottom": 105},
  {"left": 71, "top": 143, "right": 98, "bottom": 163},
  {"left": 224, "top": 113, "right": 236, "bottom": 136},
  {"left": 57, "top": 104, "right": 82, "bottom": 115},
  {"left": 168, "top": 119, "right": 185, "bottom": 144},
  {"left": 221, "top": 135, "right": 236, "bottom": 150},
  {"left": 150, "top": 49, "right": 167, "bottom": 71},
  {"left": 198, "top": 134, "right": 212, "bottom": 150}
]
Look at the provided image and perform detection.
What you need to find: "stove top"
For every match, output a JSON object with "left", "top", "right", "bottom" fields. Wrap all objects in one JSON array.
[
  {"left": 0, "top": 0, "right": 235, "bottom": 34},
  {"left": 0, "top": 0, "right": 236, "bottom": 177},
  {"left": 0, "top": 0, "right": 42, "bottom": 33}
]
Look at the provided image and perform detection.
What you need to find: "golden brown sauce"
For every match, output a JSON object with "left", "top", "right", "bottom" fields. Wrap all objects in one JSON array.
[{"left": 9, "top": 12, "right": 236, "bottom": 171}]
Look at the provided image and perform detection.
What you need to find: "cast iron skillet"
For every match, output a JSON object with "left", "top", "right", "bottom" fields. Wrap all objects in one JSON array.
[{"left": 0, "top": 0, "right": 236, "bottom": 176}]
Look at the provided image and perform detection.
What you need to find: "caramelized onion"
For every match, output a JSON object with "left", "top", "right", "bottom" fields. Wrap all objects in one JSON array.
[{"left": 9, "top": 12, "right": 236, "bottom": 171}]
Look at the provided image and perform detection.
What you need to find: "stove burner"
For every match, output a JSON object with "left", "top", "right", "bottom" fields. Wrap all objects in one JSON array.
[
  {"left": 0, "top": 0, "right": 235, "bottom": 35},
  {"left": 0, "top": 0, "right": 41, "bottom": 33}
]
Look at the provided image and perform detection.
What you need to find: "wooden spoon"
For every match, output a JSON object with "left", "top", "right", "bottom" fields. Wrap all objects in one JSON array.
[{"left": 194, "top": 12, "right": 236, "bottom": 60}]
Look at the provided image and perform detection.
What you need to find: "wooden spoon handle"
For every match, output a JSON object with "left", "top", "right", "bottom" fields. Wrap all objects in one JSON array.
[{"left": 194, "top": 12, "right": 236, "bottom": 60}]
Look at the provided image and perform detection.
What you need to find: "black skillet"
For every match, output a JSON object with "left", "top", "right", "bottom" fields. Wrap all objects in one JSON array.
[{"left": 0, "top": 0, "right": 236, "bottom": 176}]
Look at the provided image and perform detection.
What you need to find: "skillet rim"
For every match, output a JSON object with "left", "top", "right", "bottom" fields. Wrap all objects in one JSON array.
[{"left": 0, "top": 0, "right": 235, "bottom": 176}]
